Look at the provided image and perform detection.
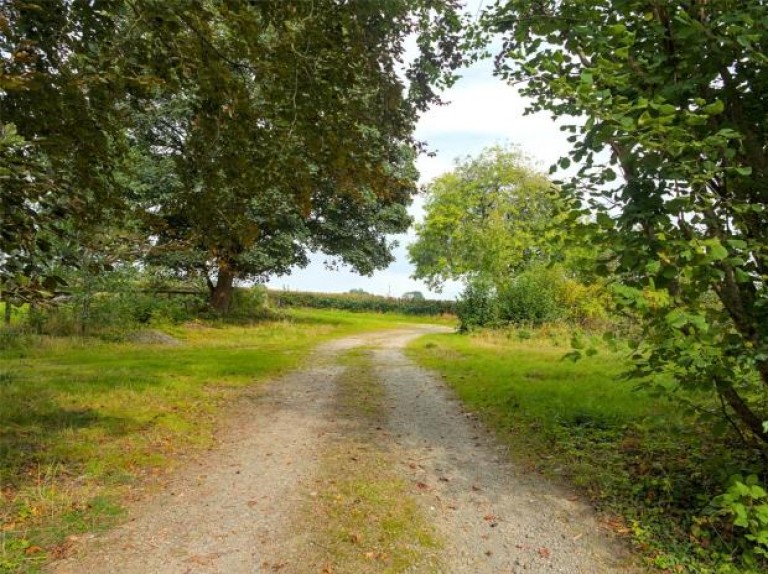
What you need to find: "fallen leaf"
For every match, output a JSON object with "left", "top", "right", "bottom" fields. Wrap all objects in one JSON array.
[
  {"left": 538, "top": 547, "right": 551, "bottom": 559},
  {"left": 25, "top": 546, "right": 44, "bottom": 555},
  {"left": 48, "top": 542, "right": 72, "bottom": 560},
  {"left": 415, "top": 481, "right": 430, "bottom": 491},
  {"left": 483, "top": 514, "right": 496, "bottom": 522}
]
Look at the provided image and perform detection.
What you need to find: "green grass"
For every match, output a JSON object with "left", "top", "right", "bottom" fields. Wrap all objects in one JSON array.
[
  {"left": 0, "top": 309, "right": 447, "bottom": 573},
  {"left": 407, "top": 327, "right": 765, "bottom": 574},
  {"left": 299, "top": 349, "right": 441, "bottom": 573}
]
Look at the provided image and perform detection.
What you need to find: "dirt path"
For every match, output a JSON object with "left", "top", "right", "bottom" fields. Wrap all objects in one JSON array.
[{"left": 48, "top": 326, "right": 639, "bottom": 574}]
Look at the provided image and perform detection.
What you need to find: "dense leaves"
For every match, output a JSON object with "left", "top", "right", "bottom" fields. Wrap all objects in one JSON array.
[
  {"left": 486, "top": 0, "right": 768, "bottom": 446},
  {"left": 1, "top": 0, "right": 465, "bottom": 312},
  {"left": 410, "top": 145, "right": 608, "bottom": 330},
  {"left": 0, "top": 1, "right": 129, "bottom": 302},
  {"left": 409, "top": 145, "right": 557, "bottom": 289}
]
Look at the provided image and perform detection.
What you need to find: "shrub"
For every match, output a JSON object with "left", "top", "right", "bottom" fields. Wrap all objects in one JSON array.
[
  {"left": 497, "top": 265, "right": 566, "bottom": 325},
  {"left": 229, "top": 285, "right": 270, "bottom": 320},
  {"left": 456, "top": 278, "right": 498, "bottom": 331},
  {"left": 267, "top": 290, "right": 455, "bottom": 316}
]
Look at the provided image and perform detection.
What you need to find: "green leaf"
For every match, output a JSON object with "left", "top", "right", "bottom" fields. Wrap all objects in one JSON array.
[
  {"left": 702, "top": 100, "right": 725, "bottom": 115},
  {"left": 705, "top": 240, "right": 728, "bottom": 262},
  {"left": 596, "top": 212, "right": 614, "bottom": 229},
  {"left": 665, "top": 308, "right": 687, "bottom": 329}
]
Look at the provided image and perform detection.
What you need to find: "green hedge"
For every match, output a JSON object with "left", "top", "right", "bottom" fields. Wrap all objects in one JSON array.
[{"left": 267, "top": 290, "right": 455, "bottom": 316}]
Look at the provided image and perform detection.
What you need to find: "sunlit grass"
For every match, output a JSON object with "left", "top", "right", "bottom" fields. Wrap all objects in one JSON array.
[
  {"left": 407, "top": 327, "right": 761, "bottom": 572},
  {"left": 0, "top": 309, "right": 445, "bottom": 573}
]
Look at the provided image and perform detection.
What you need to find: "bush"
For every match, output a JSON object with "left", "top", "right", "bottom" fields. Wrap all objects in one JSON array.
[
  {"left": 497, "top": 265, "right": 566, "bottom": 325},
  {"left": 267, "top": 290, "right": 455, "bottom": 316},
  {"left": 17, "top": 290, "right": 205, "bottom": 337},
  {"left": 229, "top": 285, "right": 270, "bottom": 320},
  {"left": 455, "top": 266, "right": 611, "bottom": 330},
  {"left": 456, "top": 278, "right": 498, "bottom": 331}
]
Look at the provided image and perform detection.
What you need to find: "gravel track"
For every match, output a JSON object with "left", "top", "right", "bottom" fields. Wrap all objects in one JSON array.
[{"left": 48, "top": 326, "right": 639, "bottom": 573}]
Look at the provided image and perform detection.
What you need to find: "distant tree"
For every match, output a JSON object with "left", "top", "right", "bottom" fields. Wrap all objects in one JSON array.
[
  {"left": 408, "top": 145, "right": 560, "bottom": 291},
  {"left": 401, "top": 291, "right": 425, "bottom": 301},
  {"left": 349, "top": 289, "right": 369, "bottom": 295}
]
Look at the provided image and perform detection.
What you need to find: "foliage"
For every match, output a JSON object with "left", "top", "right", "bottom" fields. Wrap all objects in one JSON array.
[
  {"left": 268, "top": 290, "right": 455, "bottom": 317},
  {"left": 456, "top": 277, "right": 499, "bottom": 331},
  {"left": 709, "top": 475, "right": 768, "bottom": 571},
  {"left": 456, "top": 264, "right": 611, "bottom": 331},
  {"left": 497, "top": 264, "right": 568, "bottom": 325},
  {"left": 409, "top": 329, "right": 768, "bottom": 573},
  {"left": 410, "top": 144, "right": 609, "bottom": 330},
  {"left": 227, "top": 285, "right": 270, "bottom": 321},
  {"left": 108, "top": 0, "right": 465, "bottom": 313},
  {"left": 0, "top": 2, "right": 131, "bottom": 303},
  {"left": 409, "top": 144, "right": 558, "bottom": 290},
  {"left": 485, "top": 0, "right": 768, "bottom": 444},
  {"left": 1, "top": 1, "right": 466, "bottom": 313}
]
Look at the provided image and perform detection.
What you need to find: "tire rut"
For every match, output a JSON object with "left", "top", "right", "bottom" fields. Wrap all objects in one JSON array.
[{"left": 47, "top": 326, "right": 640, "bottom": 574}]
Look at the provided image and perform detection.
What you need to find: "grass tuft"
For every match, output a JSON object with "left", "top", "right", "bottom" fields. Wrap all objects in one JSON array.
[{"left": 298, "top": 350, "right": 442, "bottom": 573}]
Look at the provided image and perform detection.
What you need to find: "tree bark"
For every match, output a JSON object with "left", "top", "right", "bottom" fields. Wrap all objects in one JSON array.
[
  {"left": 3, "top": 296, "right": 10, "bottom": 325},
  {"left": 716, "top": 380, "right": 768, "bottom": 445},
  {"left": 209, "top": 267, "right": 235, "bottom": 314}
]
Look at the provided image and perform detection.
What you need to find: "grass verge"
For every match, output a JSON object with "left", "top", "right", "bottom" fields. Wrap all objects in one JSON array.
[
  {"left": 0, "top": 310, "right": 445, "bottom": 573},
  {"left": 407, "top": 327, "right": 765, "bottom": 574},
  {"left": 298, "top": 349, "right": 442, "bottom": 573}
]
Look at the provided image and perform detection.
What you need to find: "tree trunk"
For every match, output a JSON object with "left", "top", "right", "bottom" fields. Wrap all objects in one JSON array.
[
  {"left": 717, "top": 380, "right": 768, "bottom": 445},
  {"left": 209, "top": 267, "right": 235, "bottom": 314}
]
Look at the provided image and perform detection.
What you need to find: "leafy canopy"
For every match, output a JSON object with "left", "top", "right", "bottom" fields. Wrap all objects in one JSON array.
[
  {"left": 409, "top": 144, "right": 558, "bottom": 290},
  {"left": 1, "top": 1, "right": 465, "bottom": 312}
]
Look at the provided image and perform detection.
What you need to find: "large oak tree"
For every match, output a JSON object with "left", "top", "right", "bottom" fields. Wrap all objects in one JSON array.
[{"left": 1, "top": 0, "right": 464, "bottom": 312}]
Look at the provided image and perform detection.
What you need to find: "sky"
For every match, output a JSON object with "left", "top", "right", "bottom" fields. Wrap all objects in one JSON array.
[{"left": 267, "top": 32, "right": 573, "bottom": 301}]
